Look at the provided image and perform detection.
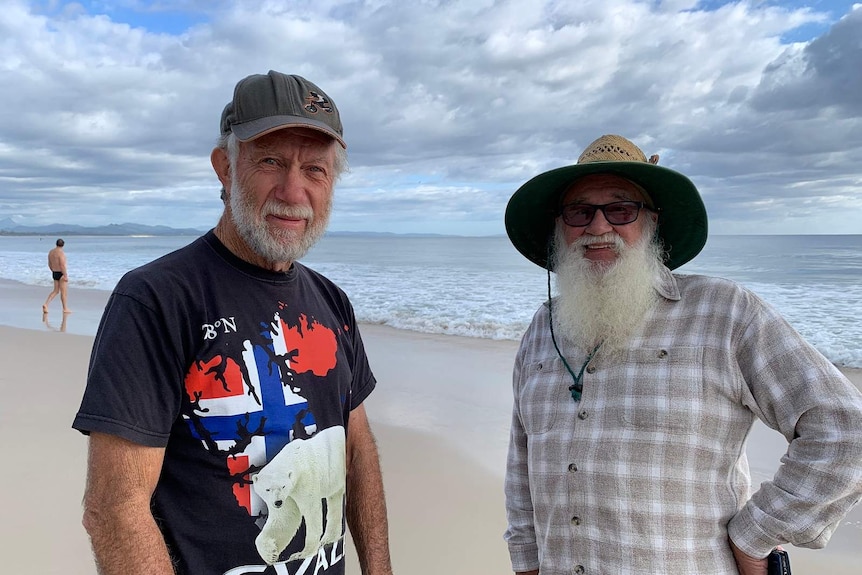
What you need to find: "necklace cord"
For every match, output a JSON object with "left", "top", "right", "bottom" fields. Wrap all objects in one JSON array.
[{"left": 547, "top": 267, "right": 602, "bottom": 401}]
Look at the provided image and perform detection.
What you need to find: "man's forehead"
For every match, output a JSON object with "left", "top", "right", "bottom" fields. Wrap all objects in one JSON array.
[
  {"left": 248, "top": 127, "right": 336, "bottom": 151},
  {"left": 563, "top": 174, "right": 648, "bottom": 202}
]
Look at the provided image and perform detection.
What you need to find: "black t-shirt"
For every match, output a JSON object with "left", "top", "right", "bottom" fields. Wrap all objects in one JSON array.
[{"left": 73, "top": 231, "right": 376, "bottom": 575}]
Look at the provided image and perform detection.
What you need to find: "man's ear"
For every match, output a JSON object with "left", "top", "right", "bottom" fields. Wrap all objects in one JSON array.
[
  {"left": 211, "top": 147, "right": 231, "bottom": 189},
  {"left": 649, "top": 210, "right": 661, "bottom": 242}
]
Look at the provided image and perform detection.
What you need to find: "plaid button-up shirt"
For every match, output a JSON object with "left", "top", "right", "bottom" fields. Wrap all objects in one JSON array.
[{"left": 504, "top": 268, "right": 862, "bottom": 574}]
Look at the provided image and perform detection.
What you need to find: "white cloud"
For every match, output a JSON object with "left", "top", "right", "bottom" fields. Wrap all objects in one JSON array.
[{"left": 0, "top": 0, "right": 860, "bottom": 234}]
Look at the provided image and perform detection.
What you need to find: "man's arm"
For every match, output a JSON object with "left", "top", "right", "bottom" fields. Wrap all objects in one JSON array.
[
  {"left": 504, "top": 348, "right": 540, "bottom": 574},
  {"left": 59, "top": 251, "right": 68, "bottom": 280},
  {"left": 504, "top": 406, "right": 540, "bottom": 574},
  {"left": 728, "top": 292, "right": 862, "bottom": 557},
  {"left": 345, "top": 403, "right": 393, "bottom": 575},
  {"left": 82, "top": 432, "right": 175, "bottom": 575}
]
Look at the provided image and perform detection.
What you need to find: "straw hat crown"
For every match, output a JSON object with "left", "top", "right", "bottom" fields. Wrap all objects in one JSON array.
[{"left": 578, "top": 134, "right": 648, "bottom": 163}]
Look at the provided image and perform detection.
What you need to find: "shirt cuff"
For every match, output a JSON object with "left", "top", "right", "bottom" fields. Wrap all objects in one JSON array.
[
  {"left": 727, "top": 505, "right": 777, "bottom": 559},
  {"left": 508, "top": 541, "right": 540, "bottom": 573}
]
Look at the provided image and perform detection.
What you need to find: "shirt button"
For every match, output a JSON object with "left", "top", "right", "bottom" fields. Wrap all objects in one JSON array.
[
  {"left": 586, "top": 365, "right": 596, "bottom": 374},
  {"left": 658, "top": 349, "right": 668, "bottom": 358},
  {"left": 571, "top": 516, "right": 581, "bottom": 525},
  {"left": 568, "top": 463, "right": 578, "bottom": 472},
  {"left": 578, "top": 410, "right": 588, "bottom": 420},
  {"left": 575, "top": 566, "right": 585, "bottom": 574}
]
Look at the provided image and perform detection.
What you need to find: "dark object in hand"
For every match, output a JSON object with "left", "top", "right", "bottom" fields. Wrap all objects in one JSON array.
[{"left": 767, "top": 549, "right": 791, "bottom": 575}]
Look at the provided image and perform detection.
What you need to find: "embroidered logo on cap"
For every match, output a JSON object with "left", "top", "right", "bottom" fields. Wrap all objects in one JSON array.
[{"left": 304, "top": 91, "right": 333, "bottom": 114}]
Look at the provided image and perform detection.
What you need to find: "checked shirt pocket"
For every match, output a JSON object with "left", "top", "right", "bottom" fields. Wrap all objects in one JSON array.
[
  {"left": 619, "top": 347, "right": 705, "bottom": 434},
  {"left": 517, "top": 357, "right": 568, "bottom": 435}
]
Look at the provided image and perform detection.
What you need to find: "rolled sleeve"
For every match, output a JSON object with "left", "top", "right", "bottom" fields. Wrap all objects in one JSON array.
[{"left": 730, "top": 301, "right": 862, "bottom": 556}]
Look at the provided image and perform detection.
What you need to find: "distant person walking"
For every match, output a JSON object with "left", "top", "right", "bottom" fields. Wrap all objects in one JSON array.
[{"left": 42, "top": 238, "right": 70, "bottom": 313}]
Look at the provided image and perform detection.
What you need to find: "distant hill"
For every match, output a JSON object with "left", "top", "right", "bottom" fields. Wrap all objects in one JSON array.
[
  {"left": 0, "top": 219, "right": 486, "bottom": 238},
  {"left": 0, "top": 219, "right": 205, "bottom": 236},
  {"left": 324, "top": 230, "right": 451, "bottom": 238}
]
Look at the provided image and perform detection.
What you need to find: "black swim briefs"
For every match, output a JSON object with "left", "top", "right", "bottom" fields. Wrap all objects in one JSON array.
[{"left": 52, "top": 271, "right": 64, "bottom": 281}]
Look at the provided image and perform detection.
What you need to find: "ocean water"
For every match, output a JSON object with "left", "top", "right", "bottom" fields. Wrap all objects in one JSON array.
[{"left": 1, "top": 233, "right": 860, "bottom": 367}]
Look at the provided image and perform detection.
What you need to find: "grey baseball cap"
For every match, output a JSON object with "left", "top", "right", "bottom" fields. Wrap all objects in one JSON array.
[{"left": 220, "top": 70, "right": 345, "bottom": 148}]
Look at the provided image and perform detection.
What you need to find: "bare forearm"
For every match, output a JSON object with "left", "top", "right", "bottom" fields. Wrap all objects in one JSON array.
[
  {"left": 85, "top": 503, "right": 175, "bottom": 574},
  {"left": 83, "top": 433, "right": 173, "bottom": 575},
  {"left": 346, "top": 410, "right": 392, "bottom": 574}
]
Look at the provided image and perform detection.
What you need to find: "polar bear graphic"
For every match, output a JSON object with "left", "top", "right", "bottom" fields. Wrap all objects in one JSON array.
[{"left": 252, "top": 425, "right": 346, "bottom": 565}]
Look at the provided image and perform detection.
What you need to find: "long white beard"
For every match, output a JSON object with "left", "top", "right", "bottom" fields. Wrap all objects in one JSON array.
[
  {"left": 552, "top": 226, "right": 664, "bottom": 354},
  {"left": 229, "top": 170, "right": 331, "bottom": 265}
]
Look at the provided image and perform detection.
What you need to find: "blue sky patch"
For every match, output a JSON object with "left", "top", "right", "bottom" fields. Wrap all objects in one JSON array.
[{"left": 42, "top": 0, "right": 210, "bottom": 34}]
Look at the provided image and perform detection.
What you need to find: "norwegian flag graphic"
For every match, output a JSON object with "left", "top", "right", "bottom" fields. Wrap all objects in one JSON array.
[{"left": 183, "top": 313, "right": 329, "bottom": 516}]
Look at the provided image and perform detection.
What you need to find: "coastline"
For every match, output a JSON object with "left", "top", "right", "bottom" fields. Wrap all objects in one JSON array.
[
  {"left": 0, "top": 278, "right": 112, "bottom": 337},
  {"left": 1, "top": 281, "right": 861, "bottom": 574}
]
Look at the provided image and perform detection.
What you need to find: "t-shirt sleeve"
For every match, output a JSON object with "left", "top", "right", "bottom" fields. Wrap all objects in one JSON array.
[
  {"left": 346, "top": 314, "right": 376, "bottom": 410},
  {"left": 72, "top": 291, "right": 187, "bottom": 447}
]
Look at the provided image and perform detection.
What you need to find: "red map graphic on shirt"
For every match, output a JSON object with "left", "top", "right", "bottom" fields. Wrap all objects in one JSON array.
[
  {"left": 227, "top": 454, "right": 253, "bottom": 513},
  {"left": 184, "top": 355, "right": 244, "bottom": 400},
  {"left": 280, "top": 313, "right": 338, "bottom": 376},
  {"left": 180, "top": 311, "right": 341, "bottom": 519}
]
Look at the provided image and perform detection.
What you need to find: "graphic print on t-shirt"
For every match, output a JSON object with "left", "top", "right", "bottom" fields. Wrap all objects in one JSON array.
[
  {"left": 183, "top": 308, "right": 347, "bottom": 566},
  {"left": 252, "top": 426, "right": 346, "bottom": 564}
]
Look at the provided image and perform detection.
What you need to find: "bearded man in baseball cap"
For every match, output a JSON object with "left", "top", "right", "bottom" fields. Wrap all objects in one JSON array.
[{"left": 75, "top": 71, "right": 392, "bottom": 575}]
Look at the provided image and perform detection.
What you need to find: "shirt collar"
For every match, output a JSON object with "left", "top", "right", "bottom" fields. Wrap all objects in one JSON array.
[{"left": 655, "top": 265, "right": 681, "bottom": 301}]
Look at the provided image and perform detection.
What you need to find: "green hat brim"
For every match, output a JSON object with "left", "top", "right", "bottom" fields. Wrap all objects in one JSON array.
[{"left": 505, "top": 161, "right": 708, "bottom": 271}]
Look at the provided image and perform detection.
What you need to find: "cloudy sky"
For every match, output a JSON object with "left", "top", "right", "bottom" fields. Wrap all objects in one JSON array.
[{"left": 1, "top": 0, "right": 860, "bottom": 235}]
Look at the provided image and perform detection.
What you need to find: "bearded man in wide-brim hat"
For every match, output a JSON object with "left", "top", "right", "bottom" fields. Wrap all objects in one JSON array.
[{"left": 502, "top": 135, "right": 862, "bottom": 575}]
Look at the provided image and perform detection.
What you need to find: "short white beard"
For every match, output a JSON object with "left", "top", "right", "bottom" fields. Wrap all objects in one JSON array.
[
  {"left": 228, "top": 169, "right": 331, "bottom": 266},
  {"left": 551, "top": 225, "right": 664, "bottom": 355}
]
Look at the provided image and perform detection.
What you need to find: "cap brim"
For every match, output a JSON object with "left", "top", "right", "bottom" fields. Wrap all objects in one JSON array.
[
  {"left": 505, "top": 161, "right": 708, "bottom": 270},
  {"left": 231, "top": 114, "right": 347, "bottom": 149}
]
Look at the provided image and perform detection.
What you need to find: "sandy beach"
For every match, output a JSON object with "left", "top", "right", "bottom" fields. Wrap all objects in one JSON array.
[{"left": 1, "top": 280, "right": 860, "bottom": 574}]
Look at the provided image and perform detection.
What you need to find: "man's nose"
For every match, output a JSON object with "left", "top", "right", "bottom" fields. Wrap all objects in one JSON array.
[
  {"left": 274, "top": 167, "right": 307, "bottom": 202},
  {"left": 584, "top": 208, "right": 614, "bottom": 234}
]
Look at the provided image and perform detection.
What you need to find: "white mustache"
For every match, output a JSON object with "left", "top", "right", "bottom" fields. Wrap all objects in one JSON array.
[
  {"left": 572, "top": 233, "right": 625, "bottom": 249},
  {"left": 263, "top": 201, "right": 314, "bottom": 220}
]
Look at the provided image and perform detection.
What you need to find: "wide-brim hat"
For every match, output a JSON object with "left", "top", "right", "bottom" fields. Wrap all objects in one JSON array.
[{"left": 505, "top": 134, "right": 707, "bottom": 271}]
